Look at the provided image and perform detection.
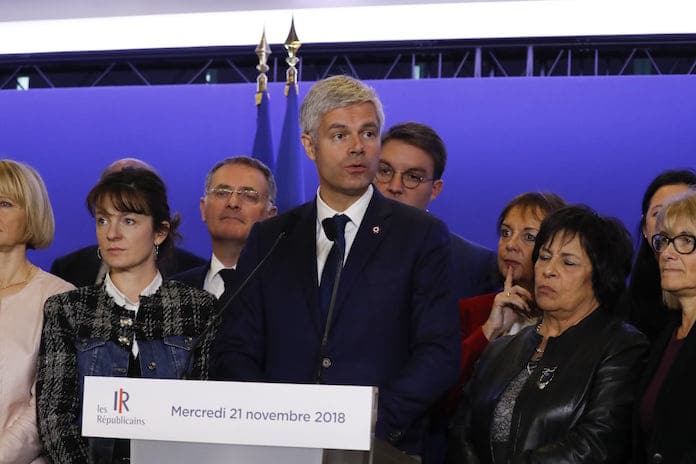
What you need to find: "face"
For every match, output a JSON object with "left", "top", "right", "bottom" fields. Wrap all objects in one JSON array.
[
  {"left": 0, "top": 196, "right": 27, "bottom": 250},
  {"left": 657, "top": 218, "right": 696, "bottom": 299},
  {"left": 375, "top": 139, "right": 443, "bottom": 210},
  {"left": 301, "top": 102, "right": 380, "bottom": 210},
  {"left": 497, "top": 205, "right": 543, "bottom": 287},
  {"left": 95, "top": 197, "right": 168, "bottom": 274},
  {"left": 534, "top": 233, "right": 598, "bottom": 315},
  {"left": 200, "top": 163, "right": 277, "bottom": 244},
  {"left": 644, "top": 183, "right": 691, "bottom": 242}
]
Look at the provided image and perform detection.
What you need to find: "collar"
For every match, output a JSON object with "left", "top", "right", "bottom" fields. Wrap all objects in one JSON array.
[
  {"left": 210, "top": 253, "right": 236, "bottom": 274},
  {"left": 316, "top": 184, "right": 373, "bottom": 239},
  {"left": 104, "top": 271, "right": 163, "bottom": 311}
]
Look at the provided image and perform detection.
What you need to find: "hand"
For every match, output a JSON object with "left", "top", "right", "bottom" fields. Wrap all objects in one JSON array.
[{"left": 482, "top": 266, "right": 533, "bottom": 341}]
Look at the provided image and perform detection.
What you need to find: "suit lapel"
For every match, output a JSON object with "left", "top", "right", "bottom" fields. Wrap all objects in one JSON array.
[
  {"left": 289, "top": 201, "right": 324, "bottom": 335},
  {"left": 329, "top": 192, "right": 393, "bottom": 328}
]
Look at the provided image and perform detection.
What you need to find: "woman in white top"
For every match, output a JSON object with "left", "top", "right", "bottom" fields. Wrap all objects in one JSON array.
[{"left": 0, "top": 159, "right": 74, "bottom": 464}]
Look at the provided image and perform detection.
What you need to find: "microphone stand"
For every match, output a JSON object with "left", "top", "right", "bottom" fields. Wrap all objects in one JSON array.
[{"left": 185, "top": 231, "right": 286, "bottom": 379}]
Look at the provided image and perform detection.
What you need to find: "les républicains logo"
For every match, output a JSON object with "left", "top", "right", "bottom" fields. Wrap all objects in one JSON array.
[
  {"left": 114, "top": 388, "right": 129, "bottom": 413},
  {"left": 95, "top": 388, "right": 146, "bottom": 426}
]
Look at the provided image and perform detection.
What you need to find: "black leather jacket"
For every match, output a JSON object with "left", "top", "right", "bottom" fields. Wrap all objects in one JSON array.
[{"left": 450, "top": 309, "right": 648, "bottom": 464}]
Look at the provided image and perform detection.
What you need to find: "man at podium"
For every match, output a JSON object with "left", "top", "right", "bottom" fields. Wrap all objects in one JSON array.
[{"left": 210, "top": 75, "right": 460, "bottom": 459}]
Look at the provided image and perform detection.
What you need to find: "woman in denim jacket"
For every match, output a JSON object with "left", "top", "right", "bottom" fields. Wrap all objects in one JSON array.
[{"left": 37, "top": 167, "right": 216, "bottom": 464}]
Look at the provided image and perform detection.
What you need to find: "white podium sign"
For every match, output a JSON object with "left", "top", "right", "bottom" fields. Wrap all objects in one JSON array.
[{"left": 82, "top": 376, "right": 376, "bottom": 451}]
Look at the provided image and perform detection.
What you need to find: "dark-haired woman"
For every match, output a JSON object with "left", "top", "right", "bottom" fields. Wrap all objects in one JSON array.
[
  {"left": 37, "top": 168, "right": 216, "bottom": 464},
  {"left": 458, "top": 192, "right": 565, "bottom": 384},
  {"left": 450, "top": 206, "right": 648, "bottom": 463},
  {"left": 624, "top": 169, "right": 696, "bottom": 341}
]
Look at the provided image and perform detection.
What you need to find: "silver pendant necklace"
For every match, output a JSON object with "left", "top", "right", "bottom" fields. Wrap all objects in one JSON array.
[{"left": 531, "top": 321, "right": 557, "bottom": 389}]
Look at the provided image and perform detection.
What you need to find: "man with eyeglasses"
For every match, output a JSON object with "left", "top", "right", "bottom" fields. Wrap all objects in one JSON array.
[
  {"left": 210, "top": 76, "right": 459, "bottom": 459},
  {"left": 374, "top": 122, "right": 498, "bottom": 464},
  {"left": 172, "top": 156, "right": 277, "bottom": 298},
  {"left": 375, "top": 122, "right": 499, "bottom": 299}
]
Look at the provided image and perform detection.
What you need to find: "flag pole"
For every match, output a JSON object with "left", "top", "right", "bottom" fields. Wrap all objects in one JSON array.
[
  {"left": 251, "top": 29, "right": 275, "bottom": 171},
  {"left": 284, "top": 18, "right": 301, "bottom": 96},
  {"left": 275, "top": 17, "right": 305, "bottom": 212},
  {"left": 255, "top": 29, "right": 271, "bottom": 105}
]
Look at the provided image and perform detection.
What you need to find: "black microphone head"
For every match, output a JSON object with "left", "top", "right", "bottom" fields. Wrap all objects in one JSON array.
[{"left": 322, "top": 217, "right": 337, "bottom": 241}]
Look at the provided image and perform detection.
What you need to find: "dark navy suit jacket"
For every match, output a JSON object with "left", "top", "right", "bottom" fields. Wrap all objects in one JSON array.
[
  {"left": 170, "top": 263, "right": 209, "bottom": 290},
  {"left": 210, "top": 191, "right": 460, "bottom": 454},
  {"left": 450, "top": 234, "right": 499, "bottom": 299}
]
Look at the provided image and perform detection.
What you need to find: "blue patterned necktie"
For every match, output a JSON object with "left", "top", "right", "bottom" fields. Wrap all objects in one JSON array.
[{"left": 319, "top": 214, "right": 350, "bottom": 324}]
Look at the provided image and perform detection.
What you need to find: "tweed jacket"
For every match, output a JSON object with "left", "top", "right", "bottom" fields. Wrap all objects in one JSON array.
[{"left": 36, "top": 280, "right": 215, "bottom": 464}]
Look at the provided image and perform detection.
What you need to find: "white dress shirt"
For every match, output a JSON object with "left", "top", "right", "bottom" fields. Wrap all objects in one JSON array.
[
  {"left": 315, "top": 184, "right": 373, "bottom": 283},
  {"left": 203, "top": 254, "right": 236, "bottom": 298}
]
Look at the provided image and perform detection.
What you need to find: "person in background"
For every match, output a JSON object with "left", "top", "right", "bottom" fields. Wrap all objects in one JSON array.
[
  {"left": 623, "top": 168, "right": 696, "bottom": 341},
  {"left": 634, "top": 190, "right": 696, "bottom": 463},
  {"left": 450, "top": 205, "right": 648, "bottom": 464},
  {"left": 37, "top": 167, "right": 215, "bottom": 464},
  {"left": 0, "top": 159, "right": 74, "bottom": 464},
  {"left": 432, "top": 193, "right": 563, "bottom": 464},
  {"left": 172, "top": 156, "right": 277, "bottom": 297},
  {"left": 458, "top": 192, "right": 565, "bottom": 384},
  {"left": 375, "top": 121, "right": 498, "bottom": 298},
  {"left": 50, "top": 157, "right": 206, "bottom": 287}
]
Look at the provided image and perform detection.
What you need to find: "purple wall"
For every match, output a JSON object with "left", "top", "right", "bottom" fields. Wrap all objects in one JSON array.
[{"left": 1, "top": 76, "right": 694, "bottom": 270}]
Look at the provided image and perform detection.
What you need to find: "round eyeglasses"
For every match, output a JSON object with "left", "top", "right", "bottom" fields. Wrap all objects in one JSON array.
[
  {"left": 374, "top": 163, "right": 435, "bottom": 189},
  {"left": 651, "top": 233, "right": 696, "bottom": 254},
  {"left": 206, "top": 187, "right": 267, "bottom": 204}
]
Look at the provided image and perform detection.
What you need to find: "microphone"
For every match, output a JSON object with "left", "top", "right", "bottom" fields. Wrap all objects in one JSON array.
[
  {"left": 315, "top": 219, "right": 344, "bottom": 383},
  {"left": 216, "top": 230, "right": 286, "bottom": 316},
  {"left": 185, "top": 230, "right": 286, "bottom": 379}
]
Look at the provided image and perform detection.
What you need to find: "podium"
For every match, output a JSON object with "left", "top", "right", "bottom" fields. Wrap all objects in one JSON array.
[{"left": 82, "top": 376, "right": 380, "bottom": 464}]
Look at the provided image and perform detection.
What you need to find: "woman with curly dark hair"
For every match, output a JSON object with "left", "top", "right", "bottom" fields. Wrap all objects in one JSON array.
[{"left": 450, "top": 206, "right": 649, "bottom": 464}]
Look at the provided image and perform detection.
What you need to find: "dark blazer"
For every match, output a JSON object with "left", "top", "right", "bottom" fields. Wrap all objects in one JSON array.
[
  {"left": 50, "top": 244, "right": 206, "bottom": 287},
  {"left": 210, "top": 191, "right": 460, "bottom": 455},
  {"left": 634, "top": 312, "right": 696, "bottom": 464},
  {"left": 170, "top": 263, "right": 210, "bottom": 290},
  {"left": 451, "top": 234, "right": 499, "bottom": 299},
  {"left": 451, "top": 309, "right": 648, "bottom": 464}
]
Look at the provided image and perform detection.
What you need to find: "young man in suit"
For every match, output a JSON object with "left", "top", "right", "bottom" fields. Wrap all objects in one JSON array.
[
  {"left": 172, "top": 156, "right": 277, "bottom": 297},
  {"left": 210, "top": 76, "right": 460, "bottom": 457},
  {"left": 374, "top": 122, "right": 500, "bottom": 464},
  {"left": 374, "top": 122, "right": 499, "bottom": 299}
]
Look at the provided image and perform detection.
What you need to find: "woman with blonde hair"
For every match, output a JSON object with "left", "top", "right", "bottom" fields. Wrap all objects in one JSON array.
[
  {"left": 635, "top": 189, "right": 696, "bottom": 463},
  {"left": 0, "top": 159, "right": 74, "bottom": 463}
]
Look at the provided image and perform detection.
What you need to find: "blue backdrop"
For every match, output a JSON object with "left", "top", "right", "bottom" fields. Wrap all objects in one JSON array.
[{"left": 0, "top": 76, "right": 694, "bottom": 270}]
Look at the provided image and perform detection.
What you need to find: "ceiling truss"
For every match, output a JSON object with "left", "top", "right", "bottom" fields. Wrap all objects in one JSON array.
[{"left": 2, "top": 36, "right": 695, "bottom": 90}]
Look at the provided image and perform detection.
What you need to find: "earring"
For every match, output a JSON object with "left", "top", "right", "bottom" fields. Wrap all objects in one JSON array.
[
  {"left": 154, "top": 244, "right": 159, "bottom": 257},
  {"left": 97, "top": 248, "right": 103, "bottom": 260}
]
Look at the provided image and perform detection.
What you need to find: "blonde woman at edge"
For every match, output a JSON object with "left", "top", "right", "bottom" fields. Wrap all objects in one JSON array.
[{"left": 0, "top": 159, "right": 74, "bottom": 463}]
